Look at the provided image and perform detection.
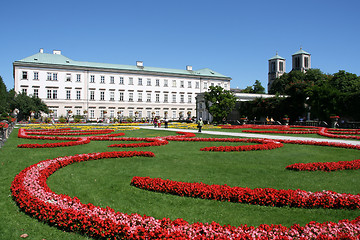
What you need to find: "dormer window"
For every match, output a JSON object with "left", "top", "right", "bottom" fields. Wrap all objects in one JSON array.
[{"left": 66, "top": 73, "right": 71, "bottom": 82}]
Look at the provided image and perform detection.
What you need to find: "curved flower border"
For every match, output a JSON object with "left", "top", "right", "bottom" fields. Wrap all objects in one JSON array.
[{"left": 11, "top": 128, "right": 360, "bottom": 238}]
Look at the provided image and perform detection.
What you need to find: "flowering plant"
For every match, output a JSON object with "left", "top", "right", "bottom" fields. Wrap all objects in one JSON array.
[{"left": 0, "top": 122, "right": 9, "bottom": 129}]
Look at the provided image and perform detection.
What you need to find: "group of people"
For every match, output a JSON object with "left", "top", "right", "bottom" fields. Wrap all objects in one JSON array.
[{"left": 153, "top": 117, "right": 169, "bottom": 128}]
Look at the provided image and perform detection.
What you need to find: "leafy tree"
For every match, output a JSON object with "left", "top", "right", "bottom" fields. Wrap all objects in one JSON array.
[
  {"left": 204, "top": 86, "right": 237, "bottom": 123},
  {"left": 252, "top": 80, "right": 265, "bottom": 93},
  {"left": 9, "top": 93, "right": 49, "bottom": 121},
  {"left": 0, "top": 76, "right": 9, "bottom": 115},
  {"left": 329, "top": 70, "right": 360, "bottom": 93},
  {"left": 242, "top": 80, "right": 265, "bottom": 93}
]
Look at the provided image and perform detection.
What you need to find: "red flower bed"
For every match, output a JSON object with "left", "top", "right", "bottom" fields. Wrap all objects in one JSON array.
[
  {"left": 0, "top": 122, "right": 9, "bottom": 129},
  {"left": 131, "top": 176, "right": 360, "bottom": 210},
  {"left": 12, "top": 127, "right": 360, "bottom": 238},
  {"left": 17, "top": 129, "right": 91, "bottom": 148},
  {"left": 11, "top": 150, "right": 360, "bottom": 239},
  {"left": 286, "top": 159, "right": 360, "bottom": 171},
  {"left": 108, "top": 137, "right": 169, "bottom": 148}
]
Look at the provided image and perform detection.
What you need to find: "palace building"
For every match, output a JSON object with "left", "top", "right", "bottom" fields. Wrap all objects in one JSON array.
[{"left": 13, "top": 49, "right": 231, "bottom": 120}]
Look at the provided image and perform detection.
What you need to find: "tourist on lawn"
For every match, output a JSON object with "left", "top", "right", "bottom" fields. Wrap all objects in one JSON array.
[{"left": 197, "top": 118, "right": 204, "bottom": 133}]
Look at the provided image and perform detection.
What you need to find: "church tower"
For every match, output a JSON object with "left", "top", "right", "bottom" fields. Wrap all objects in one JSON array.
[
  {"left": 268, "top": 52, "right": 286, "bottom": 91},
  {"left": 292, "top": 47, "right": 311, "bottom": 72}
]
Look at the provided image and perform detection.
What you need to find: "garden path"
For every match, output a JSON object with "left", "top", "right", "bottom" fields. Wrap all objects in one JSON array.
[{"left": 139, "top": 125, "right": 360, "bottom": 146}]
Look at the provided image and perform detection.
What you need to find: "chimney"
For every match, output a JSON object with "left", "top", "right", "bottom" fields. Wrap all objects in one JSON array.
[
  {"left": 39, "top": 48, "right": 44, "bottom": 53},
  {"left": 136, "top": 61, "right": 143, "bottom": 67},
  {"left": 53, "top": 50, "right": 62, "bottom": 55},
  {"left": 186, "top": 65, "right": 193, "bottom": 71}
]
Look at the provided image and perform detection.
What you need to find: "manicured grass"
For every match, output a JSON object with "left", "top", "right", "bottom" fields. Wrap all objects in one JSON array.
[{"left": 1, "top": 127, "right": 359, "bottom": 239}]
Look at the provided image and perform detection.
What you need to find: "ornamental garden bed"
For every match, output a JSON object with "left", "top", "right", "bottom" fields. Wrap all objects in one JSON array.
[{"left": 1, "top": 127, "right": 360, "bottom": 239}]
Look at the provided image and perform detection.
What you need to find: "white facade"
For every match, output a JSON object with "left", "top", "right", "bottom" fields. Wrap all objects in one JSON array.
[{"left": 14, "top": 49, "right": 231, "bottom": 120}]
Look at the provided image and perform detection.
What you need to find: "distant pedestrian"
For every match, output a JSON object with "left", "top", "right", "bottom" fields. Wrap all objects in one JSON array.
[
  {"left": 153, "top": 117, "right": 158, "bottom": 128},
  {"left": 197, "top": 118, "right": 204, "bottom": 133},
  {"left": 164, "top": 118, "right": 169, "bottom": 128}
]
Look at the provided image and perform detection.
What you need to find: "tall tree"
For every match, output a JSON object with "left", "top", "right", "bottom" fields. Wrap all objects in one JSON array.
[
  {"left": 0, "top": 76, "right": 9, "bottom": 115},
  {"left": 242, "top": 80, "right": 265, "bottom": 93},
  {"left": 204, "top": 86, "right": 237, "bottom": 123}
]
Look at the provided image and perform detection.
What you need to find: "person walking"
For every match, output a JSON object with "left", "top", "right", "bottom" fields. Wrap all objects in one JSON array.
[
  {"left": 153, "top": 117, "right": 158, "bottom": 128},
  {"left": 197, "top": 118, "right": 204, "bottom": 133}
]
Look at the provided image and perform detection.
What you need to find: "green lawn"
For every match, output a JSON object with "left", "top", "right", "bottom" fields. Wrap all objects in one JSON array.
[{"left": 1, "top": 127, "right": 359, "bottom": 239}]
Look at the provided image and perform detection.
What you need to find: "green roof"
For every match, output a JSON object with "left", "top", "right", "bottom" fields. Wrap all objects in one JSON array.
[
  {"left": 15, "top": 52, "right": 231, "bottom": 79},
  {"left": 292, "top": 48, "right": 310, "bottom": 55},
  {"left": 269, "top": 53, "right": 285, "bottom": 60}
]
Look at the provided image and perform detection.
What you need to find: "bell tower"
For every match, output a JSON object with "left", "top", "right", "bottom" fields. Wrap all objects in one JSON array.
[
  {"left": 268, "top": 52, "right": 286, "bottom": 91},
  {"left": 292, "top": 47, "right": 311, "bottom": 72}
]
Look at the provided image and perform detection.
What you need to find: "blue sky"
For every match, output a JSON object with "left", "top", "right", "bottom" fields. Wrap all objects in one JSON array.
[{"left": 1, "top": 0, "right": 359, "bottom": 91}]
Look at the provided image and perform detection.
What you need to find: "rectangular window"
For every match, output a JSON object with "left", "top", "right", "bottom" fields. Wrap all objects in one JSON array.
[
  {"left": 110, "top": 91, "right": 114, "bottom": 101},
  {"left": 53, "top": 89, "right": 57, "bottom": 99},
  {"left": 172, "top": 80, "right": 176, "bottom": 87},
  {"left": 47, "top": 89, "right": 51, "bottom": 99},
  {"left": 156, "top": 110, "right": 159, "bottom": 116},
  {"left": 90, "top": 110, "right": 95, "bottom": 119},
  {"left": 195, "top": 82, "right": 200, "bottom": 89},
  {"left": 304, "top": 57, "right": 309, "bottom": 68},
  {"left": 138, "top": 92, "right": 142, "bottom": 102},
  {"left": 188, "top": 81, "right": 192, "bottom": 88},
  {"left": 33, "top": 72, "right": 39, "bottom": 80},
  {"left": 128, "top": 92, "right": 133, "bottom": 101},
  {"left": 138, "top": 78, "right": 143, "bottom": 85},
  {"left": 129, "top": 77, "right": 133, "bottom": 85},
  {"left": 204, "top": 82, "right": 208, "bottom": 89},
  {"left": 164, "top": 94, "right": 168, "bottom": 103},
  {"left": 129, "top": 110, "right": 133, "bottom": 117},
  {"left": 155, "top": 79, "right": 160, "bottom": 86},
  {"left": 180, "top": 94, "right": 184, "bottom": 103},
  {"left": 155, "top": 93, "right": 160, "bottom": 102},
  {"left": 53, "top": 73, "right": 58, "bottom": 81},
  {"left": 271, "top": 62, "right": 276, "bottom": 72},
  {"left": 100, "top": 91, "right": 105, "bottom": 100},
  {"left": 22, "top": 88, "right": 27, "bottom": 95},
  {"left": 76, "top": 90, "right": 81, "bottom": 100},
  {"left": 119, "top": 77, "right": 124, "bottom": 85},
  {"left": 90, "top": 91, "right": 95, "bottom": 100},
  {"left": 76, "top": 74, "right": 81, "bottom": 82},
  {"left": 66, "top": 90, "right": 71, "bottom": 100},
  {"left": 100, "top": 76, "right": 105, "bottom": 83},
  {"left": 211, "top": 82, "right": 214, "bottom": 87},
  {"left": 110, "top": 110, "right": 114, "bottom": 118},
  {"left": 76, "top": 109, "right": 81, "bottom": 116},
  {"left": 53, "top": 109, "right": 58, "bottom": 118},
  {"left": 33, "top": 89, "right": 39, "bottom": 98},
  {"left": 147, "top": 111, "right": 151, "bottom": 118},
  {"left": 138, "top": 110, "right": 142, "bottom": 118},
  {"left": 47, "top": 73, "right": 52, "bottom": 80},
  {"left": 172, "top": 111, "right": 176, "bottom": 119},
  {"left": 119, "top": 92, "right": 124, "bottom": 101},
  {"left": 147, "top": 93, "right": 151, "bottom": 102},
  {"left": 90, "top": 75, "right": 95, "bottom": 83},
  {"left": 180, "top": 81, "right": 184, "bottom": 88},
  {"left": 164, "top": 79, "right": 168, "bottom": 87},
  {"left": 279, "top": 62, "right": 284, "bottom": 72},
  {"left": 66, "top": 73, "right": 71, "bottom": 82},
  {"left": 188, "top": 94, "right": 192, "bottom": 103},
  {"left": 22, "top": 71, "right": 28, "bottom": 79},
  {"left": 224, "top": 83, "right": 228, "bottom": 89},
  {"left": 172, "top": 94, "right": 176, "bottom": 103},
  {"left": 147, "top": 78, "right": 151, "bottom": 86},
  {"left": 110, "top": 76, "right": 114, "bottom": 84}
]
